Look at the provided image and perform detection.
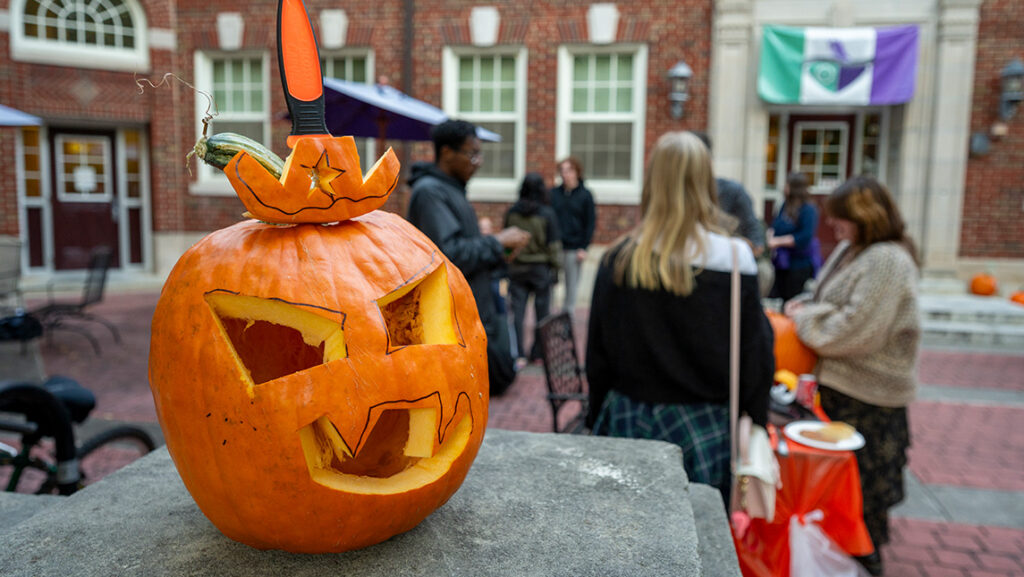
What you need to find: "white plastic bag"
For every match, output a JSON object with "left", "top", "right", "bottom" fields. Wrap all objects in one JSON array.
[{"left": 789, "top": 510, "right": 870, "bottom": 577}]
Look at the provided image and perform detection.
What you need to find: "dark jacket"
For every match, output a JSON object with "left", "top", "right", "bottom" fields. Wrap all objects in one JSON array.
[
  {"left": 716, "top": 177, "right": 765, "bottom": 251},
  {"left": 407, "top": 162, "right": 504, "bottom": 322},
  {"left": 586, "top": 232, "right": 774, "bottom": 428},
  {"left": 550, "top": 183, "right": 596, "bottom": 251},
  {"left": 504, "top": 202, "right": 562, "bottom": 269},
  {"left": 772, "top": 202, "right": 819, "bottom": 270}
]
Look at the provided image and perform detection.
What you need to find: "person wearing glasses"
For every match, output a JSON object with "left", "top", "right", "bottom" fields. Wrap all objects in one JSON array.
[{"left": 407, "top": 119, "right": 530, "bottom": 396}]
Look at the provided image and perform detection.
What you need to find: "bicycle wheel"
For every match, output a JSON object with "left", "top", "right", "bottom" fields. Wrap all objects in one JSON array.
[{"left": 77, "top": 426, "right": 156, "bottom": 487}]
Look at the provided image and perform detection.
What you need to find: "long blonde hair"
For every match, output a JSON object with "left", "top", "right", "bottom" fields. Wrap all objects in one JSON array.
[{"left": 613, "top": 131, "right": 721, "bottom": 296}]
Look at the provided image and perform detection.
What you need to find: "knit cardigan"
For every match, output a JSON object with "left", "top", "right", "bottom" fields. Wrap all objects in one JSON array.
[{"left": 791, "top": 240, "right": 920, "bottom": 408}]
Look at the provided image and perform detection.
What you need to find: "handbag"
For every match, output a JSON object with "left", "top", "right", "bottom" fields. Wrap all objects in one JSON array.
[{"left": 727, "top": 240, "right": 780, "bottom": 524}]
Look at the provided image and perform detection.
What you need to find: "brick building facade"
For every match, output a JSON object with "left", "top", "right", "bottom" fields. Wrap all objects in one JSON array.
[{"left": 0, "top": 0, "right": 1021, "bottom": 288}]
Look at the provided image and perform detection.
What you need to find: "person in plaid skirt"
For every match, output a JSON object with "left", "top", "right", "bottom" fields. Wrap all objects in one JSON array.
[{"left": 586, "top": 131, "right": 774, "bottom": 500}]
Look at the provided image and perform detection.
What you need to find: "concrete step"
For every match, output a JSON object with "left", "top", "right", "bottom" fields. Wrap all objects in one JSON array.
[{"left": 919, "top": 294, "right": 1024, "bottom": 349}]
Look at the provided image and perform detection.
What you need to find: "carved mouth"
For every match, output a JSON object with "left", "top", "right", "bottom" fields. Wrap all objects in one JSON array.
[{"left": 299, "top": 408, "right": 472, "bottom": 494}]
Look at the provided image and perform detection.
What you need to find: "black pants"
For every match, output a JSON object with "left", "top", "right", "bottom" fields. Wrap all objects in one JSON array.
[
  {"left": 508, "top": 264, "right": 554, "bottom": 361},
  {"left": 770, "top": 265, "right": 814, "bottom": 303}
]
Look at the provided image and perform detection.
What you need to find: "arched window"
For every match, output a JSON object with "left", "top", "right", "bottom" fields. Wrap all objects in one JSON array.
[{"left": 10, "top": 0, "right": 149, "bottom": 71}]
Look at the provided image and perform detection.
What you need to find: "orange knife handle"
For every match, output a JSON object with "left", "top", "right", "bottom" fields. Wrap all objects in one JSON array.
[{"left": 277, "top": 0, "right": 329, "bottom": 141}]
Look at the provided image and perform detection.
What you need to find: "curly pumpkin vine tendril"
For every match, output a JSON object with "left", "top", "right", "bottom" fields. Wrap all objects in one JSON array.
[{"left": 134, "top": 72, "right": 219, "bottom": 177}]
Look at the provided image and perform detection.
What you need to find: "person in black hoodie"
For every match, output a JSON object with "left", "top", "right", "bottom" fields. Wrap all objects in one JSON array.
[
  {"left": 586, "top": 131, "right": 774, "bottom": 500},
  {"left": 504, "top": 173, "right": 562, "bottom": 368},
  {"left": 550, "top": 157, "right": 595, "bottom": 315},
  {"left": 407, "top": 120, "right": 530, "bottom": 396}
]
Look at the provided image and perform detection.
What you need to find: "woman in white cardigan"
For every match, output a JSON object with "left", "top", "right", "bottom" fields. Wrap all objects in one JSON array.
[{"left": 785, "top": 175, "right": 920, "bottom": 577}]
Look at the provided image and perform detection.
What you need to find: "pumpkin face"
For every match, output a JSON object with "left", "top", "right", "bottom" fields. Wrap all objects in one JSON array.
[
  {"left": 969, "top": 273, "right": 998, "bottom": 296},
  {"left": 148, "top": 212, "right": 488, "bottom": 552},
  {"left": 226, "top": 135, "right": 400, "bottom": 224},
  {"left": 765, "top": 310, "right": 818, "bottom": 376}
]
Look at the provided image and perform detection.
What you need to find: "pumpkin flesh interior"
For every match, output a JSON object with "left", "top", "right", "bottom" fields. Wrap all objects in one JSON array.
[
  {"left": 300, "top": 410, "right": 472, "bottom": 495},
  {"left": 206, "top": 293, "right": 346, "bottom": 389},
  {"left": 378, "top": 264, "right": 459, "bottom": 347}
]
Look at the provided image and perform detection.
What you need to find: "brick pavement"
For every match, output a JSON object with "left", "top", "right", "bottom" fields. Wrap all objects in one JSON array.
[{"left": 13, "top": 289, "right": 1024, "bottom": 576}]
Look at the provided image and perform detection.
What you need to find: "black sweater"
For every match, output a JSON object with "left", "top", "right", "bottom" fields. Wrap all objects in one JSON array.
[{"left": 585, "top": 232, "right": 774, "bottom": 427}]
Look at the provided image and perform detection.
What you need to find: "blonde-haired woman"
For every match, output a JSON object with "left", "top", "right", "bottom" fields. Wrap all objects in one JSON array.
[{"left": 586, "top": 131, "right": 774, "bottom": 498}]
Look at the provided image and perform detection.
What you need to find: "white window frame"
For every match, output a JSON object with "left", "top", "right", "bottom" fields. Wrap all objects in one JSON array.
[
  {"left": 116, "top": 127, "right": 152, "bottom": 271},
  {"left": 9, "top": 0, "right": 150, "bottom": 72},
  {"left": 320, "top": 49, "right": 377, "bottom": 173},
  {"left": 556, "top": 44, "right": 647, "bottom": 205},
  {"left": 442, "top": 46, "right": 528, "bottom": 202},
  {"left": 190, "top": 51, "right": 271, "bottom": 196}
]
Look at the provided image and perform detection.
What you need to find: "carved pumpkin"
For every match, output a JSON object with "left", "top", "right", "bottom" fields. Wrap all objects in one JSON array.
[
  {"left": 969, "top": 273, "right": 998, "bottom": 296},
  {"left": 765, "top": 310, "right": 818, "bottom": 376},
  {"left": 149, "top": 137, "right": 488, "bottom": 552}
]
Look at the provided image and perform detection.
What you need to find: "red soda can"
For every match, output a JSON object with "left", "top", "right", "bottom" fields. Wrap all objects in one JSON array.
[{"left": 797, "top": 374, "right": 817, "bottom": 408}]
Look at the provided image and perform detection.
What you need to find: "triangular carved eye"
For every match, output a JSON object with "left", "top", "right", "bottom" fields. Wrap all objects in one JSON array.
[
  {"left": 206, "top": 292, "right": 346, "bottom": 385},
  {"left": 377, "top": 264, "right": 461, "bottom": 350}
]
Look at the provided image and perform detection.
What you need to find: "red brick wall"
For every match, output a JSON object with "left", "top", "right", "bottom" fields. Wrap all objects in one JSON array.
[
  {"left": 166, "top": 0, "right": 709, "bottom": 238},
  {"left": 3, "top": 0, "right": 710, "bottom": 241},
  {"left": 403, "top": 0, "right": 711, "bottom": 244},
  {"left": 0, "top": 127, "right": 17, "bottom": 236},
  {"left": 961, "top": 0, "right": 1024, "bottom": 258}
]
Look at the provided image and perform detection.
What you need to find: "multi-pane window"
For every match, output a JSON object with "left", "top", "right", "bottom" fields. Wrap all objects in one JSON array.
[
  {"left": 321, "top": 52, "right": 374, "bottom": 172},
  {"left": 22, "top": 0, "right": 136, "bottom": 48},
  {"left": 321, "top": 54, "right": 369, "bottom": 84},
  {"left": 12, "top": 0, "right": 147, "bottom": 70},
  {"left": 20, "top": 127, "right": 46, "bottom": 268},
  {"left": 451, "top": 53, "right": 522, "bottom": 181},
  {"left": 55, "top": 135, "right": 111, "bottom": 202},
  {"left": 558, "top": 47, "right": 647, "bottom": 200},
  {"left": 209, "top": 57, "right": 266, "bottom": 142},
  {"left": 194, "top": 53, "right": 269, "bottom": 187},
  {"left": 859, "top": 113, "right": 882, "bottom": 177},
  {"left": 792, "top": 122, "right": 848, "bottom": 191}
]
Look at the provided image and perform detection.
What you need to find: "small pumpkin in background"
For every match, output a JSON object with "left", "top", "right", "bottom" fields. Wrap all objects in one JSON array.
[
  {"left": 765, "top": 310, "right": 818, "bottom": 376},
  {"left": 969, "top": 272, "right": 998, "bottom": 296},
  {"left": 1010, "top": 290, "right": 1024, "bottom": 307}
]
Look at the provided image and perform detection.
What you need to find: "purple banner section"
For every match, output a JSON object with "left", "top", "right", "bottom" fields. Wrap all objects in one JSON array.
[{"left": 871, "top": 26, "right": 919, "bottom": 104}]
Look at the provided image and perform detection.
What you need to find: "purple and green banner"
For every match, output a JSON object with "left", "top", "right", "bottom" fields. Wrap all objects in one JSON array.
[{"left": 758, "top": 25, "right": 919, "bottom": 106}]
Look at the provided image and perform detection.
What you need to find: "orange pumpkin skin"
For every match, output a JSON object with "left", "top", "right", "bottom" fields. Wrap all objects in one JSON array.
[
  {"left": 1011, "top": 291, "right": 1024, "bottom": 306},
  {"left": 148, "top": 212, "right": 488, "bottom": 553},
  {"left": 765, "top": 310, "right": 818, "bottom": 376},
  {"left": 969, "top": 273, "right": 998, "bottom": 296},
  {"left": 226, "top": 135, "right": 400, "bottom": 224}
]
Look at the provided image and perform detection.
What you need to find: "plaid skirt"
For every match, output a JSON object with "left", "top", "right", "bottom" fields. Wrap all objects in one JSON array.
[
  {"left": 819, "top": 385, "right": 910, "bottom": 548},
  {"left": 593, "top": 390, "right": 731, "bottom": 495}
]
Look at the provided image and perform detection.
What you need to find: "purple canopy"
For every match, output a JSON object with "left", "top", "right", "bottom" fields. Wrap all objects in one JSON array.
[{"left": 321, "top": 78, "right": 500, "bottom": 143}]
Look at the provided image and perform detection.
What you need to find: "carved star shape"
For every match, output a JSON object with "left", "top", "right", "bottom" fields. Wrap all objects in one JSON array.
[{"left": 301, "top": 150, "right": 345, "bottom": 200}]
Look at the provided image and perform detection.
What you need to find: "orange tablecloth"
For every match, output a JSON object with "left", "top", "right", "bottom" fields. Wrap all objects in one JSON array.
[{"left": 734, "top": 438, "right": 874, "bottom": 577}]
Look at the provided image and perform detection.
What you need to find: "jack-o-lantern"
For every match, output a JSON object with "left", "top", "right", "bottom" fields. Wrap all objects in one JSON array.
[
  {"left": 150, "top": 1, "right": 488, "bottom": 552},
  {"left": 765, "top": 310, "right": 818, "bottom": 376},
  {"left": 149, "top": 210, "right": 488, "bottom": 552}
]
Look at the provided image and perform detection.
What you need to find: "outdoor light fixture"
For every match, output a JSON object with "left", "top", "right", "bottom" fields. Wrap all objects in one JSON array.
[
  {"left": 668, "top": 60, "right": 693, "bottom": 119},
  {"left": 1000, "top": 58, "right": 1024, "bottom": 121}
]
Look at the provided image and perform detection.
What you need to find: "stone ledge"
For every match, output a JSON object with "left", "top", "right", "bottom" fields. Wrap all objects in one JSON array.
[{"left": 1, "top": 429, "right": 739, "bottom": 577}]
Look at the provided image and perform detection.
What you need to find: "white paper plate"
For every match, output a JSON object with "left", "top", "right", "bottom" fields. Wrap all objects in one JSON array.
[{"left": 783, "top": 421, "right": 865, "bottom": 451}]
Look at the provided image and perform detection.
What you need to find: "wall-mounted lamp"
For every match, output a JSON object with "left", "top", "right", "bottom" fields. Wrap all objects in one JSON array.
[
  {"left": 1000, "top": 58, "right": 1024, "bottom": 121},
  {"left": 667, "top": 60, "right": 693, "bottom": 119}
]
